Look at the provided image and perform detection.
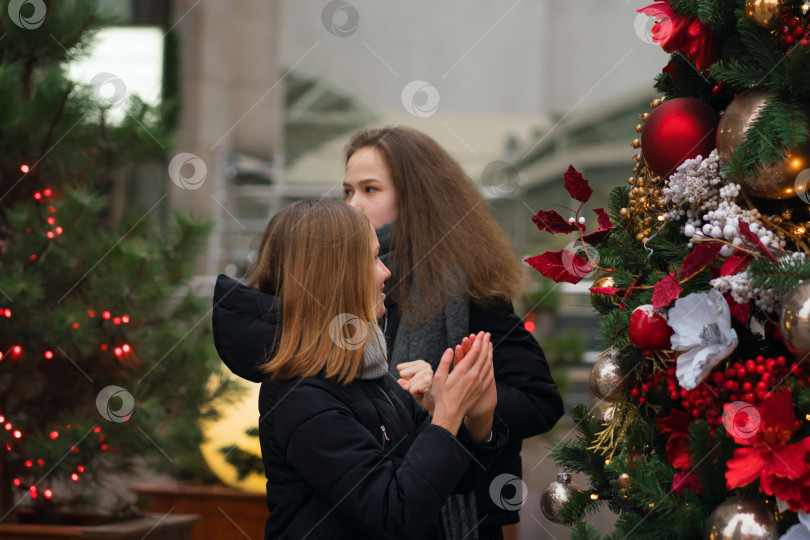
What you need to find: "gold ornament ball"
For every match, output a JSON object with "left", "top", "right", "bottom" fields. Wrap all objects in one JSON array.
[
  {"left": 717, "top": 89, "right": 810, "bottom": 200},
  {"left": 591, "top": 275, "right": 616, "bottom": 303},
  {"left": 590, "top": 347, "right": 628, "bottom": 401},
  {"left": 744, "top": 0, "right": 784, "bottom": 27},
  {"left": 540, "top": 472, "right": 581, "bottom": 524},
  {"left": 617, "top": 473, "right": 631, "bottom": 488},
  {"left": 779, "top": 282, "right": 810, "bottom": 353},
  {"left": 703, "top": 496, "right": 777, "bottom": 540}
]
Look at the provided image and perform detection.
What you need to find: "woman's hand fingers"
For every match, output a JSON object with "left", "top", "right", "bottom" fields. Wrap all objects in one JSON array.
[
  {"left": 434, "top": 348, "right": 453, "bottom": 384},
  {"left": 397, "top": 378, "right": 410, "bottom": 391},
  {"left": 397, "top": 360, "right": 431, "bottom": 380}
]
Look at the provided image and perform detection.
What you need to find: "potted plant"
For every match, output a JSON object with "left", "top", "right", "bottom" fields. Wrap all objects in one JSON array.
[{"left": 0, "top": 0, "right": 232, "bottom": 534}]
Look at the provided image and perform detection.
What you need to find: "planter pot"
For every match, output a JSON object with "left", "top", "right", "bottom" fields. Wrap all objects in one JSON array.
[
  {"left": 0, "top": 512, "right": 199, "bottom": 540},
  {"left": 132, "top": 484, "right": 266, "bottom": 540}
]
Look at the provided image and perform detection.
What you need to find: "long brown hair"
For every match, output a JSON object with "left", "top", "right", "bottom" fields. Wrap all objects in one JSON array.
[
  {"left": 345, "top": 126, "right": 525, "bottom": 324},
  {"left": 248, "top": 200, "right": 380, "bottom": 384}
]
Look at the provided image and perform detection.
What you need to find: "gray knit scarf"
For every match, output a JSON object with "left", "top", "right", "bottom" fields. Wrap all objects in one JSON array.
[
  {"left": 360, "top": 325, "right": 389, "bottom": 380},
  {"left": 377, "top": 222, "right": 479, "bottom": 540}
]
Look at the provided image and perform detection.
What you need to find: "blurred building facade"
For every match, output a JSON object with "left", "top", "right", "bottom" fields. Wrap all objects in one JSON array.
[{"left": 165, "top": 0, "right": 670, "bottom": 277}]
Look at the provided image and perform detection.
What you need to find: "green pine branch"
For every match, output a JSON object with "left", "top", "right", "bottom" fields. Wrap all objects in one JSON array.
[{"left": 748, "top": 255, "right": 810, "bottom": 298}]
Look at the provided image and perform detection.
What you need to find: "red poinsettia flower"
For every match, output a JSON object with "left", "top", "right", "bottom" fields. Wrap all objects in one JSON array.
[
  {"left": 657, "top": 409, "right": 693, "bottom": 470},
  {"left": 638, "top": 2, "right": 720, "bottom": 71},
  {"left": 725, "top": 389, "right": 810, "bottom": 512}
]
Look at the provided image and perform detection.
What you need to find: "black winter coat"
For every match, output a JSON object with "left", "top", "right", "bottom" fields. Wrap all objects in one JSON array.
[
  {"left": 212, "top": 275, "right": 510, "bottom": 539},
  {"left": 384, "top": 297, "right": 564, "bottom": 527}
]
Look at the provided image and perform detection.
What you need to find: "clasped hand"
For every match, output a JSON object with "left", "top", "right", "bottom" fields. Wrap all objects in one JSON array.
[{"left": 398, "top": 332, "right": 496, "bottom": 442}]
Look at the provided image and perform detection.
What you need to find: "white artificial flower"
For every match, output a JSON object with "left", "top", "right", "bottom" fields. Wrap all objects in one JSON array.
[{"left": 669, "top": 289, "right": 738, "bottom": 390}]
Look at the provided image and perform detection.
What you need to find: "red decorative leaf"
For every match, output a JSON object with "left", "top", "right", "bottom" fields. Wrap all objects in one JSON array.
[
  {"left": 593, "top": 208, "right": 614, "bottom": 231},
  {"left": 563, "top": 165, "right": 593, "bottom": 203},
  {"left": 581, "top": 229, "right": 613, "bottom": 246},
  {"left": 525, "top": 249, "right": 590, "bottom": 284},
  {"left": 720, "top": 253, "right": 753, "bottom": 277},
  {"left": 725, "top": 293, "right": 751, "bottom": 325},
  {"left": 738, "top": 220, "right": 776, "bottom": 261},
  {"left": 652, "top": 273, "right": 682, "bottom": 309},
  {"left": 679, "top": 242, "right": 723, "bottom": 279},
  {"left": 590, "top": 287, "right": 622, "bottom": 295},
  {"left": 531, "top": 210, "right": 580, "bottom": 234}
]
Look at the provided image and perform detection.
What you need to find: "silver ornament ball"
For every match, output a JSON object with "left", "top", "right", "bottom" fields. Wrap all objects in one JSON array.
[
  {"left": 590, "top": 347, "right": 629, "bottom": 401},
  {"left": 704, "top": 497, "right": 777, "bottom": 540},
  {"left": 540, "top": 472, "right": 581, "bottom": 524},
  {"left": 779, "top": 281, "right": 810, "bottom": 354}
]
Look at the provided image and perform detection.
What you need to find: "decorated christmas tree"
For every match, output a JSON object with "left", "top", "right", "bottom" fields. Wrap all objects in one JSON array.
[
  {"left": 0, "top": 0, "right": 231, "bottom": 523},
  {"left": 528, "top": 1, "right": 810, "bottom": 537}
]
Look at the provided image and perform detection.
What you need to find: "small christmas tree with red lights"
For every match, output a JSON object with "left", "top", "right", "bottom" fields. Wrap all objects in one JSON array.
[{"left": 0, "top": 0, "right": 230, "bottom": 523}]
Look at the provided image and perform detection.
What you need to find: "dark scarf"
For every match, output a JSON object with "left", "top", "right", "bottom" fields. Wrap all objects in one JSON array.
[{"left": 377, "top": 222, "right": 479, "bottom": 540}]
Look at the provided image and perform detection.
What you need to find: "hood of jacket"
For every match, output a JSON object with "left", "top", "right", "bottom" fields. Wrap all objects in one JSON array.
[{"left": 212, "top": 274, "right": 281, "bottom": 383}]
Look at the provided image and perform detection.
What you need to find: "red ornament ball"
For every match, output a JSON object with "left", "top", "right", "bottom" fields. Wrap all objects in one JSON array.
[
  {"left": 641, "top": 98, "right": 719, "bottom": 178},
  {"left": 629, "top": 304, "right": 673, "bottom": 351}
]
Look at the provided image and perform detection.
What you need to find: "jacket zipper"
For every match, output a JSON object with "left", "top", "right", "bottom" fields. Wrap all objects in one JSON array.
[{"left": 375, "top": 385, "right": 394, "bottom": 447}]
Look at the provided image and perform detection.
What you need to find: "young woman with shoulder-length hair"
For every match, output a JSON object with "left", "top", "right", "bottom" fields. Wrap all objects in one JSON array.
[
  {"left": 343, "top": 127, "right": 565, "bottom": 540},
  {"left": 212, "top": 200, "right": 509, "bottom": 540}
]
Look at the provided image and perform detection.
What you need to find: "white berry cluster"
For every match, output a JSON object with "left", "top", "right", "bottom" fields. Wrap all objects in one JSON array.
[
  {"left": 662, "top": 150, "right": 724, "bottom": 223},
  {"left": 710, "top": 270, "right": 777, "bottom": 312},
  {"left": 710, "top": 253, "right": 805, "bottom": 312},
  {"left": 662, "top": 151, "right": 786, "bottom": 257}
]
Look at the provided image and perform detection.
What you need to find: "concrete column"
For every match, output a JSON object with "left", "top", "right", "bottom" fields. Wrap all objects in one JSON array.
[{"left": 170, "top": 0, "right": 284, "bottom": 276}]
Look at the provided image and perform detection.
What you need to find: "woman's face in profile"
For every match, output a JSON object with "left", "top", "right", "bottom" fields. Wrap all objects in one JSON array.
[
  {"left": 344, "top": 146, "right": 398, "bottom": 230},
  {"left": 370, "top": 226, "right": 391, "bottom": 317}
]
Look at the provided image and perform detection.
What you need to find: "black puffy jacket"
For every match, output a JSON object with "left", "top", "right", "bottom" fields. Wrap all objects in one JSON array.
[
  {"left": 387, "top": 298, "right": 564, "bottom": 527},
  {"left": 212, "top": 275, "right": 509, "bottom": 539}
]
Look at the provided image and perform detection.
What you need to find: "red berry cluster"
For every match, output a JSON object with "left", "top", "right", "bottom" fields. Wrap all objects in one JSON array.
[
  {"left": 630, "top": 356, "right": 804, "bottom": 430},
  {"left": 773, "top": 14, "right": 810, "bottom": 48}
]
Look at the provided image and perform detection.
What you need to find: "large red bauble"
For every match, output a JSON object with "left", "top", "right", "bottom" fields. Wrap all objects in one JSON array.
[
  {"left": 641, "top": 98, "right": 720, "bottom": 178},
  {"left": 629, "top": 304, "right": 674, "bottom": 351}
]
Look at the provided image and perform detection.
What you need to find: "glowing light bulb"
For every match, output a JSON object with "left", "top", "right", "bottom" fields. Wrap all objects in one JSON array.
[
  {"left": 50, "top": 431, "right": 59, "bottom": 439},
  {"left": 33, "top": 192, "right": 41, "bottom": 200},
  {"left": 20, "top": 164, "right": 29, "bottom": 173},
  {"left": 71, "top": 473, "right": 78, "bottom": 482},
  {"left": 12, "top": 346, "right": 21, "bottom": 355},
  {"left": 44, "top": 489, "right": 53, "bottom": 499},
  {"left": 44, "top": 351, "right": 53, "bottom": 359},
  {"left": 122, "top": 344, "right": 131, "bottom": 353},
  {"left": 13, "top": 430, "right": 21, "bottom": 439},
  {"left": 102, "top": 311, "right": 111, "bottom": 320}
]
